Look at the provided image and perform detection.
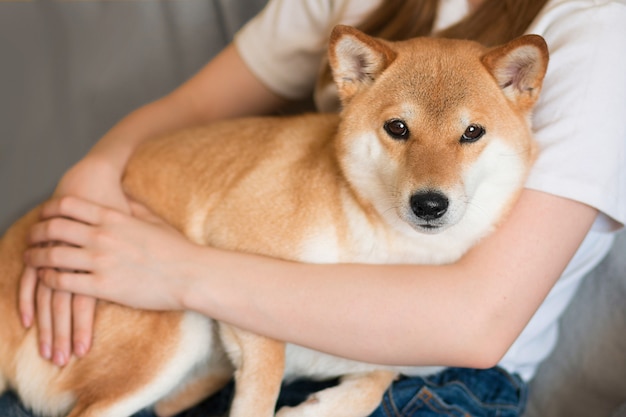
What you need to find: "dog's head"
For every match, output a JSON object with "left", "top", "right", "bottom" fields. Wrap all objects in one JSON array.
[{"left": 327, "top": 26, "right": 548, "bottom": 237}]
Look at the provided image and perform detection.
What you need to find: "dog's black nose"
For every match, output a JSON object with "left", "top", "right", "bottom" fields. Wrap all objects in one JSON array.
[{"left": 410, "top": 191, "right": 449, "bottom": 220}]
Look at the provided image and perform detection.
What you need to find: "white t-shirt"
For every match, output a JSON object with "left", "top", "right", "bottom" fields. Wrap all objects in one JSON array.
[{"left": 235, "top": 0, "right": 626, "bottom": 381}]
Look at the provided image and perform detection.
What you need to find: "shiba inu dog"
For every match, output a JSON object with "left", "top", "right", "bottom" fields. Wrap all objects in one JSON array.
[{"left": 0, "top": 25, "right": 548, "bottom": 417}]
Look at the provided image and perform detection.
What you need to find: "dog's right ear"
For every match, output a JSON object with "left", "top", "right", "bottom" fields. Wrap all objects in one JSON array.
[{"left": 328, "top": 25, "right": 397, "bottom": 105}]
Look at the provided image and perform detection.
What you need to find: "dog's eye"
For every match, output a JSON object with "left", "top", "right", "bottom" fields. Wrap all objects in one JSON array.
[
  {"left": 384, "top": 119, "right": 410, "bottom": 140},
  {"left": 460, "top": 124, "right": 485, "bottom": 143}
]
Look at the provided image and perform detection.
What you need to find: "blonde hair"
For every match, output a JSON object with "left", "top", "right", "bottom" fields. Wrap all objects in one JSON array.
[{"left": 357, "top": 0, "right": 549, "bottom": 46}]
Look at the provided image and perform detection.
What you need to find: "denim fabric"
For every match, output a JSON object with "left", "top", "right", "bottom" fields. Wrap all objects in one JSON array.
[
  {"left": 372, "top": 367, "right": 527, "bottom": 417},
  {"left": 0, "top": 367, "right": 527, "bottom": 417},
  {"left": 0, "top": 391, "right": 34, "bottom": 417}
]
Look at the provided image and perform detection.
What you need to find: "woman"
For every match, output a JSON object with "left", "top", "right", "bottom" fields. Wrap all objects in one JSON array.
[{"left": 6, "top": 0, "right": 626, "bottom": 415}]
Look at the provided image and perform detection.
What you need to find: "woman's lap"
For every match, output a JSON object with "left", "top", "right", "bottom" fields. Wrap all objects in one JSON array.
[
  {"left": 372, "top": 367, "right": 527, "bottom": 417},
  {"left": 0, "top": 367, "right": 527, "bottom": 417}
]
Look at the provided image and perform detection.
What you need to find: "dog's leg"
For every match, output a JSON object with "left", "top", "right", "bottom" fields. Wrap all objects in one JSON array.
[
  {"left": 65, "top": 402, "right": 129, "bottom": 417},
  {"left": 275, "top": 370, "right": 397, "bottom": 417},
  {"left": 153, "top": 367, "right": 232, "bottom": 417},
  {"left": 65, "top": 370, "right": 232, "bottom": 417},
  {"left": 221, "top": 326, "right": 285, "bottom": 417},
  {"left": 65, "top": 404, "right": 95, "bottom": 417}
]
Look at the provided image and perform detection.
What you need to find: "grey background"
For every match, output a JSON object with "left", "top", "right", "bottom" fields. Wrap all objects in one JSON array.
[{"left": 0, "top": 0, "right": 266, "bottom": 231}]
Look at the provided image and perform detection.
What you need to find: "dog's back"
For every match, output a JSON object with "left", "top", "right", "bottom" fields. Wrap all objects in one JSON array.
[{"left": 123, "top": 114, "right": 347, "bottom": 261}]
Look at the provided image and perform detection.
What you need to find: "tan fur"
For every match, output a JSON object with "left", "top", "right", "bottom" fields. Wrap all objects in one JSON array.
[
  {"left": 153, "top": 369, "right": 232, "bottom": 417},
  {"left": 0, "top": 210, "right": 216, "bottom": 417},
  {"left": 1, "top": 216, "right": 227, "bottom": 416},
  {"left": 0, "top": 26, "right": 548, "bottom": 416}
]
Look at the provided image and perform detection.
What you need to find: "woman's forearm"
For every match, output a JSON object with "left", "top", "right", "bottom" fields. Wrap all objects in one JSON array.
[
  {"left": 82, "top": 43, "right": 287, "bottom": 177},
  {"left": 29, "top": 189, "right": 597, "bottom": 368},
  {"left": 181, "top": 190, "right": 598, "bottom": 368},
  {"left": 82, "top": 94, "right": 200, "bottom": 174},
  {"left": 181, "top": 247, "right": 506, "bottom": 367}
]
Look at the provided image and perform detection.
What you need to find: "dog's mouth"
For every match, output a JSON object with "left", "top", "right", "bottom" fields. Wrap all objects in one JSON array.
[
  {"left": 419, "top": 223, "right": 442, "bottom": 230},
  {"left": 393, "top": 206, "right": 456, "bottom": 236},
  {"left": 413, "top": 222, "right": 447, "bottom": 234}
]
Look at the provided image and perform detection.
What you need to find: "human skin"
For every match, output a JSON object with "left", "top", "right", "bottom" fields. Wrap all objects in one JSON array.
[
  {"left": 19, "top": 44, "right": 286, "bottom": 366},
  {"left": 24, "top": 189, "right": 597, "bottom": 367}
]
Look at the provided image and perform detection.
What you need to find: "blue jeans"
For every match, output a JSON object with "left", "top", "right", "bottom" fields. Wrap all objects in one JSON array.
[
  {"left": 371, "top": 367, "right": 527, "bottom": 417},
  {"left": 0, "top": 367, "right": 527, "bottom": 417}
]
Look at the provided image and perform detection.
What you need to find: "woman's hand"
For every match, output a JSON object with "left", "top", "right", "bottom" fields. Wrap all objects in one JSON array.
[
  {"left": 23, "top": 196, "right": 195, "bottom": 313},
  {"left": 17, "top": 44, "right": 287, "bottom": 366},
  {"left": 19, "top": 158, "right": 131, "bottom": 366}
]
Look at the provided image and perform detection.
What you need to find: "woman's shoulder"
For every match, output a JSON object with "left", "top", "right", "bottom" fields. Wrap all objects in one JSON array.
[
  {"left": 526, "top": 0, "right": 626, "bottom": 231},
  {"left": 233, "top": 0, "right": 382, "bottom": 100},
  {"left": 531, "top": 0, "right": 626, "bottom": 36},
  {"left": 528, "top": 0, "right": 626, "bottom": 104},
  {"left": 239, "top": 0, "right": 381, "bottom": 34}
]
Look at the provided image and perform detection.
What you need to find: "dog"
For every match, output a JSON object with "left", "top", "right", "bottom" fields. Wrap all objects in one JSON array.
[{"left": 0, "top": 25, "right": 548, "bottom": 417}]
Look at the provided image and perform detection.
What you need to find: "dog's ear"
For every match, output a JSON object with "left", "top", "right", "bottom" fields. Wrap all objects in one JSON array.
[
  {"left": 482, "top": 34, "right": 549, "bottom": 112},
  {"left": 328, "top": 25, "right": 397, "bottom": 106}
]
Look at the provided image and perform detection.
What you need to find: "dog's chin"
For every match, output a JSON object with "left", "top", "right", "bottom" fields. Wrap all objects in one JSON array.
[
  {"left": 412, "top": 222, "right": 451, "bottom": 235},
  {"left": 396, "top": 200, "right": 466, "bottom": 236},
  {"left": 392, "top": 205, "right": 464, "bottom": 236},
  {"left": 397, "top": 211, "right": 453, "bottom": 235}
]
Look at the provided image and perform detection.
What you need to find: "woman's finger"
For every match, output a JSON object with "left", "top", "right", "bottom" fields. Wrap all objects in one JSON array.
[
  {"left": 40, "top": 196, "right": 110, "bottom": 225},
  {"left": 37, "top": 270, "right": 98, "bottom": 360},
  {"left": 18, "top": 266, "right": 38, "bottom": 328},
  {"left": 24, "top": 245, "right": 94, "bottom": 272},
  {"left": 39, "top": 268, "right": 99, "bottom": 300},
  {"left": 36, "top": 283, "right": 53, "bottom": 360},
  {"left": 51, "top": 290, "right": 73, "bottom": 367},
  {"left": 27, "top": 217, "right": 94, "bottom": 248},
  {"left": 72, "top": 295, "right": 96, "bottom": 357}
]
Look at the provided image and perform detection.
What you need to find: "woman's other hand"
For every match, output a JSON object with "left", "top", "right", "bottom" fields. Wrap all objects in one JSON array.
[
  {"left": 19, "top": 158, "right": 130, "bottom": 366},
  {"left": 23, "top": 196, "right": 195, "bottom": 313}
]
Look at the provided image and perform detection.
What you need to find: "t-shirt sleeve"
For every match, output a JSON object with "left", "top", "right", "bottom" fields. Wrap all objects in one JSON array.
[
  {"left": 525, "top": 1, "right": 626, "bottom": 231},
  {"left": 233, "top": 0, "right": 378, "bottom": 100}
]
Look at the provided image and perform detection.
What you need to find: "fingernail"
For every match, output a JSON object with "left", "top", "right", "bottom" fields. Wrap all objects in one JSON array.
[
  {"left": 40, "top": 344, "right": 52, "bottom": 360},
  {"left": 21, "top": 314, "right": 32, "bottom": 328},
  {"left": 74, "top": 343, "right": 86, "bottom": 357},
  {"left": 53, "top": 350, "right": 66, "bottom": 367}
]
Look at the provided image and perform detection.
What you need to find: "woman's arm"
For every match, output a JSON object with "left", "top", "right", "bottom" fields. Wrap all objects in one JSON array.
[
  {"left": 72, "top": 43, "right": 287, "bottom": 178},
  {"left": 25, "top": 188, "right": 598, "bottom": 368},
  {"left": 179, "top": 189, "right": 598, "bottom": 367},
  {"left": 19, "top": 44, "right": 287, "bottom": 366}
]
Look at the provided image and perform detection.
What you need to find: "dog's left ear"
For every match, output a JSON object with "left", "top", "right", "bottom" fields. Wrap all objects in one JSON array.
[
  {"left": 328, "top": 25, "right": 397, "bottom": 106},
  {"left": 482, "top": 34, "right": 549, "bottom": 112}
]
